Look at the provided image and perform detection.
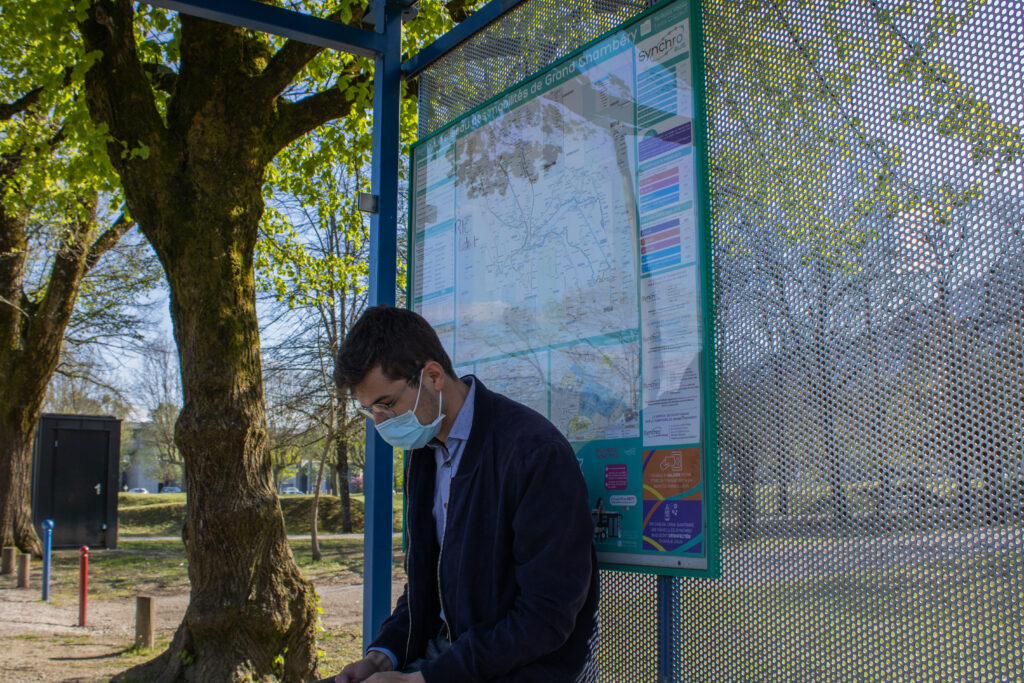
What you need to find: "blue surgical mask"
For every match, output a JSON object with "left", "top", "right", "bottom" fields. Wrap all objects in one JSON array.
[{"left": 374, "top": 371, "right": 445, "bottom": 450}]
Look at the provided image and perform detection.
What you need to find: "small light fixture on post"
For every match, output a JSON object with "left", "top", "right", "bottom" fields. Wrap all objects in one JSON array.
[{"left": 357, "top": 192, "right": 379, "bottom": 214}]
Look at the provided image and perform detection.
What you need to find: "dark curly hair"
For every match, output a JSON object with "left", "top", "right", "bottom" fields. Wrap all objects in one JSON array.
[{"left": 334, "top": 305, "right": 456, "bottom": 391}]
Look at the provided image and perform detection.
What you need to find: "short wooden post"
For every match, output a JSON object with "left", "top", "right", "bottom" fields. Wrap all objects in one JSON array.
[
  {"left": 135, "top": 596, "right": 154, "bottom": 649},
  {"left": 16, "top": 553, "right": 30, "bottom": 588},
  {"left": 1, "top": 546, "right": 14, "bottom": 574}
]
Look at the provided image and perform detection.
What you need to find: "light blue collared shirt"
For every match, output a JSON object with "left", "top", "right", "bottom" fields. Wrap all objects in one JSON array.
[
  {"left": 367, "top": 376, "right": 475, "bottom": 669},
  {"left": 429, "top": 376, "right": 475, "bottom": 545}
]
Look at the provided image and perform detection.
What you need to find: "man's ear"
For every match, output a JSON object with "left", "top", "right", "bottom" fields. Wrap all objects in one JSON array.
[{"left": 422, "top": 360, "right": 446, "bottom": 390}]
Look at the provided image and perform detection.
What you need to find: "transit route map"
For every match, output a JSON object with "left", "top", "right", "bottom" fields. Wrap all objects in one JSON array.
[{"left": 410, "top": 0, "right": 715, "bottom": 574}]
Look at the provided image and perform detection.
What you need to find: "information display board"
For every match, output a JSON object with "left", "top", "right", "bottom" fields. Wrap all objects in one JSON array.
[{"left": 409, "top": 0, "right": 717, "bottom": 575}]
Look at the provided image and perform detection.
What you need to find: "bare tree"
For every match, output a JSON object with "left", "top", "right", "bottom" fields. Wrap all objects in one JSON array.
[{"left": 131, "top": 338, "right": 184, "bottom": 488}]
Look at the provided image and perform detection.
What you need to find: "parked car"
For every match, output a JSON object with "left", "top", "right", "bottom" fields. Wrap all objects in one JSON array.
[
  {"left": 281, "top": 486, "right": 302, "bottom": 495},
  {"left": 127, "top": 487, "right": 149, "bottom": 494},
  {"left": 161, "top": 486, "right": 182, "bottom": 493}
]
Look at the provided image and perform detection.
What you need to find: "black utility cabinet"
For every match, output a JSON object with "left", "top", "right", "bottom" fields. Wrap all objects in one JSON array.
[{"left": 32, "top": 414, "right": 120, "bottom": 549}]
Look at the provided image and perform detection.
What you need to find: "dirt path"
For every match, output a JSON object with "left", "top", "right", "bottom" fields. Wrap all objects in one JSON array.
[{"left": 0, "top": 572, "right": 402, "bottom": 682}]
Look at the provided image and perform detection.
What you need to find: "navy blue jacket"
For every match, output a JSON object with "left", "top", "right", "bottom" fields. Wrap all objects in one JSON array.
[{"left": 370, "top": 377, "right": 599, "bottom": 682}]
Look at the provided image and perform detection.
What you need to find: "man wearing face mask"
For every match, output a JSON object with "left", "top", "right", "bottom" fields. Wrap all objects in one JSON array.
[{"left": 327, "top": 305, "right": 598, "bottom": 683}]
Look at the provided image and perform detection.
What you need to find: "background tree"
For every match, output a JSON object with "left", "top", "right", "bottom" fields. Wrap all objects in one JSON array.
[
  {"left": 886, "top": 188, "right": 1024, "bottom": 521},
  {"left": 131, "top": 338, "right": 184, "bottom": 488},
  {"left": 43, "top": 348, "right": 134, "bottom": 419},
  {"left": 0, "top": 2, "right": 155, "bottom": 554},
  {"left": 258, "top": 123, "right": 390, "bottom": 540},
  {"left": 264, "top": 358, "right": 320, "bottom": 492}
]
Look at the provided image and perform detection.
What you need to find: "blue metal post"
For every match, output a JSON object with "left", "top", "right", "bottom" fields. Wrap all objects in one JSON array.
[
  {"left": 145, "top": 0, "right": 384, "bottom": 57},
  {"left": 656, "top": 575, "right": 682, "bottom": 682},
  {"left": 363, "top": 0, "right": 403, "bottom": 651},
  {"left": 41, "top": 519, "right": 53, "bottom": 601}
]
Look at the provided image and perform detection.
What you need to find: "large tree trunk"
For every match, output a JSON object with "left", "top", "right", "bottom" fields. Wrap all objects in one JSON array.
[
  {"left": 113, "top": 198, "right": 318, "bottom": 681},
  {"left": 0, "top": 204, "right": 39, "bottom": 555},
  {"left": 172, "top": 235, "right": 317, "bottom": 680},
  {"left": 108, "top": 164, "right": 317, "bottom": 682},
  {"left": 0, "top": 413, "right": 43, "bottom": 556},
  {"left": 80, "top": 11, "right": 318, "bottom": 681},
  {"left": 1, "top": 314, "right": 99, "bottom": 558},
  {"left": 0, "top": 191, "right": 41, "bottom": 555},
  {"left": 78, "top": 2, "right": 367, "bottom": 676}
]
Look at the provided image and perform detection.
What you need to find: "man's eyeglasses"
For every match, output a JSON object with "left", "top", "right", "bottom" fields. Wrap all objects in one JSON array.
[{"left": 353, "top": 375, "right": 417, "bottom": 420}]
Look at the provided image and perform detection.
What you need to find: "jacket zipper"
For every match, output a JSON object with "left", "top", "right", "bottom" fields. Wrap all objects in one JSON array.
[
  {"left": 437, "top": 516, "right": 452, "bottom": 643},
  {"left": 437, "top": 450, "right": 453, "bottom": 643},
  {"left": 404, "top": 474, "right": 413, "bottom": 666},
  {"left": 435, "top": 443, "right": 454, "bottom": 644}
]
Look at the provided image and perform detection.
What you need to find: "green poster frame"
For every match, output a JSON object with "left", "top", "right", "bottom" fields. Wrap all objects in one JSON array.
[{"left": 407, "top": 0, "right": 718, "bottom": 578}]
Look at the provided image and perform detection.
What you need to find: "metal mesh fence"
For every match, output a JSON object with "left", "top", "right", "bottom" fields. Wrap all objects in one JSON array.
[{"left": 416, "top": 0, "right": 1024, "bottom": 679}]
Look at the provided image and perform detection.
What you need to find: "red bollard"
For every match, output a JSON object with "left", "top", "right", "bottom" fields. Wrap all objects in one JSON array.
[{"left": 78, "top": 546, "right": 89, "bottom": 627}]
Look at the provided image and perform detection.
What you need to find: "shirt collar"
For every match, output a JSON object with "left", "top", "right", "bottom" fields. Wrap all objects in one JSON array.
[{"left": 445, "top": 375, "right": 475, "bottom": 443}]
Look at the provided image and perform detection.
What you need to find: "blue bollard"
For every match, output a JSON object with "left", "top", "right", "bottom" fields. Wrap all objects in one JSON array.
[{"left": 41, "top": 519, "right": 53, "bottom": 601}]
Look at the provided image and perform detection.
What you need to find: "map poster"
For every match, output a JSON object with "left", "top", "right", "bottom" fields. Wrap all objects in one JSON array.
[{"left": 409, "top": 0, "right": 718, "bottom": 576}]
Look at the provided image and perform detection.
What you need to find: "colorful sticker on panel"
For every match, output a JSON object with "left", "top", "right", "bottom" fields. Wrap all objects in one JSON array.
[{"left": 642, "top": 448, "right": 702, "bottom": 553}]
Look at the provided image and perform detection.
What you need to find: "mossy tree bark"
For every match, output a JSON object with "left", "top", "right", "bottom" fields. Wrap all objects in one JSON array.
[
  {"left": 0, "top": 182, "right": 41, "bottom": 557},
  {"left": 78, "top": 2, "right": 369, "bottom": 680}
]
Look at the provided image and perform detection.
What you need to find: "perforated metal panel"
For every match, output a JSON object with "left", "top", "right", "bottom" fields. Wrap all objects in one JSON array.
[
  {"left": 416, "top": 0, "right": 1024, "bottom": 679},
  {"left": 417, "top": 0, "right": 659, "bottom": 138}
]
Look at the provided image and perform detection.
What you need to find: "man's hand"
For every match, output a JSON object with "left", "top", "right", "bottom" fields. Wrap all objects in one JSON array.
[
  {"left": 366, "top": 673, "right": 425, "bottom": 683},
  {"left": 334, "top": 651, "right": 393, "bottom": 683}
]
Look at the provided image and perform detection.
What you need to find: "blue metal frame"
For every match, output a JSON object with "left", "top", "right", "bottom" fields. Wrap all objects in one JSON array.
[
  {"left": 146, "top": 0, "right": 385, "bottom": 57},
  {"left": 363, "top": 0, "right": 405, "bottom": 649},
  {"left": 656, "top": 575, "right": 682, "bottom": 681}
]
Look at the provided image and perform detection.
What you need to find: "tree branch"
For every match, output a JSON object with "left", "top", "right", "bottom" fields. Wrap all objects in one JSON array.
[
  {"left": 78, "top": 1, "right": 168, "bottom": 178},
  {"left": 258, "top": 40, "right": 322, "bottom": 102},
  {"left": 265, "top": 70, "right": 370, "bottom": 158},
  {"left": 53, "top": 363, "right": 126, "bottom": 398},
  {"left": 23, "top": 199, "right": 101, "bottom": 367},
  {"left": 0, "top": 66, "right": 75, "bottom": 123},
  {"left": 0, "top": 151, "right": 24, "bottom": 183},
  {"left": 84, "top": 212, "right": 135, "bottom": 275},
  {"left": 0, "top": 87, "right": 44, "bottom": 122},
  {"left": 254, "top": 6, "right": 363, "bottom": 105}
]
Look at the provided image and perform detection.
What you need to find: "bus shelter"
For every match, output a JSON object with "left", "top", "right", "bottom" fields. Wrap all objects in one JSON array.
[{"left": 147, "top": 1, "right": 1024, "bottom": 681}]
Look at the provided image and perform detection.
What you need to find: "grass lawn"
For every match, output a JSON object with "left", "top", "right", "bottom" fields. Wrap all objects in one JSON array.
[
  {"left": 6, "top": 537, "right": 406, "bottom": 680},
  {"left": 117, "top": 492, "right": 404, "bottom": 536},
  {"left": 46, "top": 537, "right": 405, "bottom": 602},
  {"left": 90, "top": 493, "right": 406, "bottom": 675}
]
